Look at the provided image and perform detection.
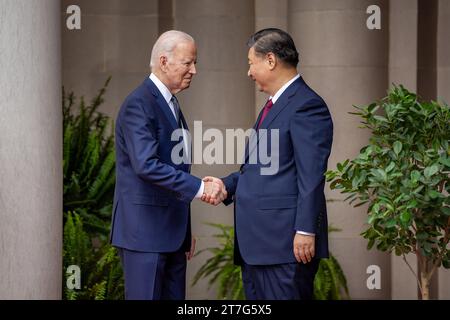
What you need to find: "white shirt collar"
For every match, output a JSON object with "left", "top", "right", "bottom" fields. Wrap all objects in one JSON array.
[
  {"left": 149, "top": 73, "right": 173, "bottom": 104},
  {"left": 270, "top": 74, "right": 300, "bottom": 104}
]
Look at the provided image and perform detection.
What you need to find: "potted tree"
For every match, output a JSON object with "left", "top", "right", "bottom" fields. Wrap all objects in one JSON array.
[{"left": 325, "top": 85, "right": 450, "bottom": 299}]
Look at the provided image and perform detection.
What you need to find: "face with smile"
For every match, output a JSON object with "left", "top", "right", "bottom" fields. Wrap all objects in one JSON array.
[
  {"left": 247, "top": 46, "right": 271, "bottom": 94},
  {"left": 162, "top": 41, "right": 197, "bottom": 94}
]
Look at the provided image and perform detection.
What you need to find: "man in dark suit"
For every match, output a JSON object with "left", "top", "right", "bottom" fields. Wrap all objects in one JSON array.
[
  {"left": 110, "top": 30, "right": 226, "bottom": 300},
  {"left": 203, "top": 28, "right": 333, "bottom": 300}
]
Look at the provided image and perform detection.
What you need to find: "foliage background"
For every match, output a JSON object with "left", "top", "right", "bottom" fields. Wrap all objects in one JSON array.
[
  {"left": 63, "top": 78, "right": 124, "bottom": 300},
  {"left": 325, "top": 85, "right": 450, "bottom": 299}
]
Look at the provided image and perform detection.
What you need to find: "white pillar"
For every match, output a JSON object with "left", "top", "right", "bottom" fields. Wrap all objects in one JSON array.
[{"left": 0, "top": 0, "right": 62, "bottom": 299}]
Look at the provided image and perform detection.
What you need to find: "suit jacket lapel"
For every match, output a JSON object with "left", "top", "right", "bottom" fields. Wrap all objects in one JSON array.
[
  {"left": 143, "top": 78, "right": 193, "bottom": 171},
  {"left": 243, "top": 107, "right": 264, "bottom": 163},
  {"left": 144, "top": 78, "right": 179, "bottom": 131},
  {"left": 259, "top": 78, "right": 302, "bottom": 130},
  {"left": 245, "top": 78, "right": 303, "bottom": 163}
]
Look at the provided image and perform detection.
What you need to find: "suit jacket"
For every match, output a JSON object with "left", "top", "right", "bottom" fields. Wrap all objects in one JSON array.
[
  {"left": 223, "top": 76, "right": 333, "bottom": 265},
  {"left": 110, "top": 77, "right": 201, "bottom": 253}
]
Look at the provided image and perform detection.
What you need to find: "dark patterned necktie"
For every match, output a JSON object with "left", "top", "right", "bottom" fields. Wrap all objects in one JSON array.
[{"left": 171, "top": 95, "right": 182, "bottom": 128}]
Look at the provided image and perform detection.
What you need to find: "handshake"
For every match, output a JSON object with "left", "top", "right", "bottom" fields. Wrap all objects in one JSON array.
[{"left": 201, "top": 176, "right": 227, "bottom": 206}]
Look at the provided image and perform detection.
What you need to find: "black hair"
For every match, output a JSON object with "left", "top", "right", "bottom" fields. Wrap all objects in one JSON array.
[{"left": 247, "top": 28, "right": 299, "bottom": 68}]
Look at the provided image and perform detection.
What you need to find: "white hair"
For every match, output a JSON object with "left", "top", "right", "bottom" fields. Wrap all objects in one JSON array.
[{"left": 150, "top": 30, "right": 195, "bottom": 70}]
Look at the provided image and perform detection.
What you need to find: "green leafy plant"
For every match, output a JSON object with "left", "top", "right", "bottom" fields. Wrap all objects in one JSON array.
[
  {"left": 63, "top": 212, "right": 123, "bottom": 299},
  {"left": 63, "top": 77, "right": 116, "bottom": 235},
  {"left": 63, "top": 78, "right": 124, "bottom": 299},
  {"left": 325, "top": 85, "right": 450, "bottom": 299},
  {"left": 192, "top": 223, "right": 244, "bottom": 300},
  {"left": 313, "top": 226, "right": 350, "bottom": 300},
  {"left": 192, "top": 223, "right": 349, "bottom": 300}
]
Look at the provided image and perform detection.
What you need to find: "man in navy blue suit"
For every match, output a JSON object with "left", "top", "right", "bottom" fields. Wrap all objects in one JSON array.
[
  {"left": 203, "top": 28, "right": 333, "bottom": 300},
  {"left": 110, "top": 30, "right": 227, "bottom": 300}
]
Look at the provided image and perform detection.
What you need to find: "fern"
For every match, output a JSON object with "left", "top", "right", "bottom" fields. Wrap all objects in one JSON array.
[
  {"left": 91, "top": 281, "right": 107, "bottom": 300},
  {"left": 79, "top": 131, "right": 101, "bottom": 183},
  {"left": 63, "top": 77, "right": 123, "bottom": 300},
  {"left": 65, "top": 289, "right": 78, "bottom": 300},
  {"left": 63, "top": 211, "right": 91, "bottom": 266},
  {"left": 63, "top": 76, "right": 115, "bottom": 226},
  {"left": 63, "top": 123, "right": 73, "bottom": 177},
  {"left": 63, "top": 211, "right": 124, "bottom": 300},
  {"left": 77, "top": 208, "right": 111, "bottom": 235},
  {"left": 192, "top": 223, "right": 245, "bottom": 300},
  {"left": 87, "top": 149, "right": 115, "bottom": 200},
  {"left": 314, "top": 254, "right": 349, "bottom": 300},
  {"left": 314, "top": 227, "right": 350, "bottom": 300}
]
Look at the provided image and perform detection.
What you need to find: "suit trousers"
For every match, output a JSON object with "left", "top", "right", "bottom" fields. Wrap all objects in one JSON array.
[
  {"left": 241, "top": 259, "right": 320, "bottom": 300},
  {"left": 117, "top": 246, "right": 187, "bottom": 300}
]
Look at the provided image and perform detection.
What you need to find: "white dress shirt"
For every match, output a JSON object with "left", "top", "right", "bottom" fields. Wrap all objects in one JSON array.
[
  {"left": 270, "top": 74, "right": 300, "bottom": 104},
  {"left": 149, "top": 74, "right": 204, "bottom": 198}
]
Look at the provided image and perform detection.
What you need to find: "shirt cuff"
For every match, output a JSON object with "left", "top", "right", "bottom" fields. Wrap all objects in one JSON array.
[
  {"left": 195, "top": 181, "right": 205, "bottom": 198},
  {"left": 296, "top": 230, "right": 315, "bottom": 236}
]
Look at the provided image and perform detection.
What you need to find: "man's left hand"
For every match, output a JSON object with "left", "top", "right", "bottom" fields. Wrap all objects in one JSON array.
[{"left": 293, "top": 233, "right": 315, "bottom": 264}]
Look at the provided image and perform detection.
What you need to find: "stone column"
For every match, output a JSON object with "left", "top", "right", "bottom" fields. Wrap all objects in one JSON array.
[
  {"left": 437, "top": 0, "right": 450, "bottom": 300},
  {"left": 288, "top": 0, "right": 391, "bottom": 299},
  {"left": 389, "top": 0, "right": 420, "bottom": 300},
  {"left": 254, "top": 0, "right": 288, "bottom": 118},
  {"left": 417, "top": 0, "right": 438, "bottom": 102},
  {"left": 61, "top": 0, "right": 160, "bottom": 119},
  {"left": 173, "top": 0, "right": 255, "bottom": 299},
  {"left": 0, "top": 0, "right": 62, "bottom": 299}
]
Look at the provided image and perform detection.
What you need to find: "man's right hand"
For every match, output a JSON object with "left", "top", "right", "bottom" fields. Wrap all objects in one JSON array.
[{"left": 202, "top": 176, "right": 227, "bottom": 206}]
